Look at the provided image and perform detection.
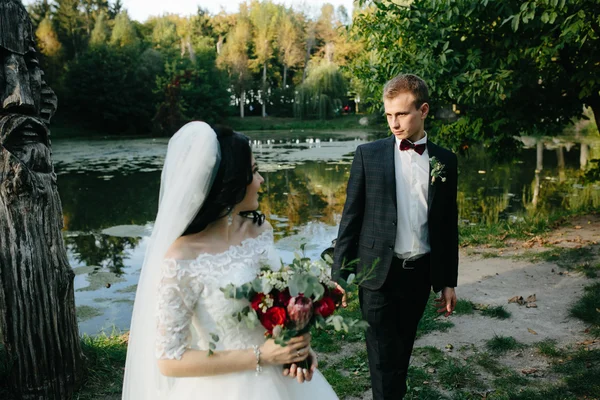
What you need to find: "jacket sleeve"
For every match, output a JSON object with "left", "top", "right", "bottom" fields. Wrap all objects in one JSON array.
[
  {"left": 443, "top": 152, "right": 459, "bottom": 288},
  {"left": 332, "top": 145, "right": 366, "bottom": 283}
]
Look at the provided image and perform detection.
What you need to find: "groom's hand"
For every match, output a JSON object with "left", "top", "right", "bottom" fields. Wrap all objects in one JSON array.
[
  {"left": 435, "top": 287, "right": 456, "bottom": 317},
  {"left": 334, "top": 283, "right": 347, "bottom": 308}
]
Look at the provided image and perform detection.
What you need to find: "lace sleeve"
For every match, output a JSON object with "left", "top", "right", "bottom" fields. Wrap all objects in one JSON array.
[{"left": 155, "top": 258, "right": 204, "bottom": 360}]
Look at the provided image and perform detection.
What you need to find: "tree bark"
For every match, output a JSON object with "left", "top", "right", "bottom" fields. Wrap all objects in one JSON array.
[
  {"left": 262, "top": 63, "right": 267, "bottom": 118},
  {"left": 0, "top": 1, "right": 84, "bottom": 398},
  {"left": 0, "top": 160, "right": 84, "bottom": 399}
]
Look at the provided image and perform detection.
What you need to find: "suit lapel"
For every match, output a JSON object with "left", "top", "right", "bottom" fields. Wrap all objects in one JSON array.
[
  {"left": 383, "top": 135, "right": 397, "bottom": 209},
  {"left": 427, "top": 141, "right": 439, "bottom": 215}
]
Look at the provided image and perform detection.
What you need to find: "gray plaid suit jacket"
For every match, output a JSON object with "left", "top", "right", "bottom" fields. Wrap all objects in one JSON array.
[{"left": 332, "top": 135, "right": 458, "bottom": 292}]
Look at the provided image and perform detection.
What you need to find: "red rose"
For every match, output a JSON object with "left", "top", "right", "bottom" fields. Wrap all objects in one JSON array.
[
  {"left": 250, "top": 293, "right": 267, "bottom": 313},
  {"left": 314, "top": 296, "right": 336, "bottom": 318},
  {"left": 276, "top": 288, "right": 291, "bottom": 307},
  {"left": 259, "top": 306, "right": 287, "bottom": 334},
  {"left": 327, "top": 286, "right": 344, "bottom": 304}
]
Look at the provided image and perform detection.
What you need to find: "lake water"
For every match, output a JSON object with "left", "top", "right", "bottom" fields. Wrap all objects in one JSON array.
[{"left": 51, "top": 131, "right": 600, "bottom": 335}]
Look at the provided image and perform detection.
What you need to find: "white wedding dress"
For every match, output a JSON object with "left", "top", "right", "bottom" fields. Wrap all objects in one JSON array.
[{"left": 155, "top": 228, "right": 339, "bottom": 399}]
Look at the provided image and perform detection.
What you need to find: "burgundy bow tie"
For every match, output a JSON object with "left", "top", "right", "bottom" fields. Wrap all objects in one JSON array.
[{"left": 399, "top": 139, "right": 426, "bottom": 155}]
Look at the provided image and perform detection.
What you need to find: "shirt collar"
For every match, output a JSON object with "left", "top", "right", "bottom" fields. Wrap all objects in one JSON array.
[{"left": 394, "top": 131, "right": 428, "bottom": 147}]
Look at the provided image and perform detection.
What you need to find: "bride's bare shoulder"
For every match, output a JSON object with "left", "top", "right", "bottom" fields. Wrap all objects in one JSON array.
[{"left": 164, "top": 235, "right": 210, "bottom": 260}]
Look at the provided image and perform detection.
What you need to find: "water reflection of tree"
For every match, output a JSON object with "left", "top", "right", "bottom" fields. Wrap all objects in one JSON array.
[
  {"left": 456, "top": 146, "right": 518, "bottom": 225},
  {"left": 522, "top": 138, "right": 600, "bottom": 217},
  {"left": 65, "top": 234, "right": 140, "bottom": 276},
  {"left": 58, "top": 171, "right": 160, "bottom": 231},
  {"left": 456, "top": 137, "right": 600, "bottom": 225},
  {"left": 259, "top": 162, "right": 350, "bottom": 235},
  {"left": 294, "top": 163, "right": 350, "bottom": 224}
]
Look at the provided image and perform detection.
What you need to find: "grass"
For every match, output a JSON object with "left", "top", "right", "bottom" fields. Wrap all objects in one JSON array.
[
  {"left": 453, "top": 299, "right": 475, "bottom": 315},
  {"left": 458, "top": 210, "right": 599, "bottom": 248},
  {"left": 459, "top": 213, "right": 558, "bottom": 247},
  {"left": 480, "top": 305, "right": 511, "bottom": 319},
  {"left": 485, "top": 335, "right": 525, "bottom": 354},
  {"left": 553, "top": 348, "right": 600, "bottom": 398},
  {"left": 492, "top": 370, "right": 529, "bottom": 391},
  {"left": 570, "top": 282, "right": 600, "bottom": 337},
  {"left": 0, "top": 334, "right": 128, "bottom": 400},
  {"left": 516, "top": 247, "right": 596, "bottom": 272},
  {"left": 580, "top": 262, "right": 600, "bottom": 278},
  {"left": 535, "top": 339, "right": 563, "bottom": 358},
  {"left": 320, "top": 368, "right": 369, "bottom": 398},
  {"left": 438, "top": 358, "right": 480, "bottom": 389},
  {"left": 75, "top": 333, "right": 128, "bottom": 399},
  {"left": 473, "top": 352, "right": 505, "bottom": 375},
  {"left": 405, "top": 367, "right": 445, "bottom": 399}
]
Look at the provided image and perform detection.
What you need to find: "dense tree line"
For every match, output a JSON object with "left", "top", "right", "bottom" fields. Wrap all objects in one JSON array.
[
  {"left": 350, "top": 0, "right": 599, "bottom": 157},
  {"left": 27, "top": 0, "right": 360, "bottom": 135}
]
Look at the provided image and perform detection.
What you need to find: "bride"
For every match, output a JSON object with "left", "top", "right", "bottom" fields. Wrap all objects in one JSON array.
[{"left": 122, "top": 122, "right": 338, "bottom": 399}]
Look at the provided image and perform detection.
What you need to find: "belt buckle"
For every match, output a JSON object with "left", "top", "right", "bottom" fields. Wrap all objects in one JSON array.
[{"left": 402, "top": 258, "right": 415, "bottom": 270}]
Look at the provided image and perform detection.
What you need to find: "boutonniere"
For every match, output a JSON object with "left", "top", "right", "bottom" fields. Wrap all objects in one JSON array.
[{"left": 429, "top": 156, "right": 446, "bottom": 184}]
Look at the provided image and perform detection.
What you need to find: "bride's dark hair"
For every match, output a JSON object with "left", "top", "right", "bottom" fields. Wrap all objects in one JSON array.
[{"left": 182, "top": 125, "right": 264, "bottom": 236}]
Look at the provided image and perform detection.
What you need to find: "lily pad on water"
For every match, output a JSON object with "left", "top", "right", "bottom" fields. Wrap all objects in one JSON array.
[
  {"left": 101, "top": 225, "right": 150, "bottom": 238},
  {"left": 77, "top": 271, "right": 126, "bottom": 292},
  {"left": 116, "top": 284, "right": 138, "bottom": 293},
  {"left": 72, "top": 265, "right": 96, "bottom": 276},
  {"left": 76, "top": 305, "right": 104, "bottom": 322},
  {"left": 113, "top": 299, "right": 134, "bottom": 305}
]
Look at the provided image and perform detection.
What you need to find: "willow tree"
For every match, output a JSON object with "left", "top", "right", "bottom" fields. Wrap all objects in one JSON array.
[{"left": 294, "top": 61, "right": 348, "bottom": 119}]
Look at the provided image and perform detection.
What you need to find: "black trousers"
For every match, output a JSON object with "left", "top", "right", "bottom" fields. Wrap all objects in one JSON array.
[{"left": 359, "top": 255, "right": 432, "bottom": 400}]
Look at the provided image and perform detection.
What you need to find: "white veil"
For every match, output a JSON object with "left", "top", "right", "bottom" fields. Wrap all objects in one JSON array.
[{"left": 122, "top": 121, "right": 221, "bottom": 399}]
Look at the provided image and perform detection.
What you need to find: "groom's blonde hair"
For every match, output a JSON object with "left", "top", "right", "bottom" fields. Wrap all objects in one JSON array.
[{"left": 383, "top": 74, "right": 429, "bottom": 109}]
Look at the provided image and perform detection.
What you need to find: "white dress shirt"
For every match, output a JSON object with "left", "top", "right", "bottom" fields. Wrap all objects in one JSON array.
[{"left": 393, "top": 133, "right": 430, "bottom": 259}]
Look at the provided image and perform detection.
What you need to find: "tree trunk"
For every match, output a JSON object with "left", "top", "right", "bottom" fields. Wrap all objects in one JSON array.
[
  {"left": 556, "top": 146, "right": 566, "bottom": 182},
  {"left": 0, "top": 3, "right": 84, "bottom": 398},
  {"left": 283, "top": 64, "right": 287, "bottom": 89},
  {"left": 240, "top": 90, "right": 245, "bottom": 118},
  {"left": 536, "top": 140, "right": 544, "bottom": 172},
  {"left": 216, "top": 35, "right": 224, "bottom": 55},
  {"left": 586, "top": 93, "right": 600, "bottom": 130},
  {"left": 580, "top": 143, "right": 589, "bottom": 170},
  {"left": 262, "top": 63, "right": 267, "bottom": 118},
  {"left": 0, "top": 146, "right": 84, "bottom": 399}
]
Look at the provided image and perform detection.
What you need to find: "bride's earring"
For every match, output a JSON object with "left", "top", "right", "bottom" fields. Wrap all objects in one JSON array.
[{"left": 227, "top": 211, "right": 234, "bottom": 226}]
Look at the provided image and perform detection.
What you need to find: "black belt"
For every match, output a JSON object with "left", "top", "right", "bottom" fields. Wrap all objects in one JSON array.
[{"left": 393, "top": 253, "right": 430, "bottom": 270}]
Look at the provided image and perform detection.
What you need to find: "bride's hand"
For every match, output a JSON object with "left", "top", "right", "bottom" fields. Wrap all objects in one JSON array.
[
  {"left": 283, "top": 348, "right": 318, "bottom": 383},
  {"left": 259, "top": 333, "right": 311, "bottom": 366}
]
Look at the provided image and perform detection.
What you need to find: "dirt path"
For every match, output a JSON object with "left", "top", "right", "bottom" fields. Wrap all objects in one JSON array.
[{"left": 351, "top": 215, "right": 600, "bottom": 399}]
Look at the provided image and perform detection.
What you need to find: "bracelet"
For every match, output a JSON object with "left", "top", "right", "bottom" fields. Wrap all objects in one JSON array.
[{"left": 252, "top": 345, "right": 262, "bottom": 375}]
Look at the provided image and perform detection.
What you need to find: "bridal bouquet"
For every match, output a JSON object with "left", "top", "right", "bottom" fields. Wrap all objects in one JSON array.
[{"left": 220, "top": 247, "right": 368, "bottom": 346}]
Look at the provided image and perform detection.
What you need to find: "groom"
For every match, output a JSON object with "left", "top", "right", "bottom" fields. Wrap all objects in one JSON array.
[{"left": 332, "top": 74, "right": 458, "bottom": 399}]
